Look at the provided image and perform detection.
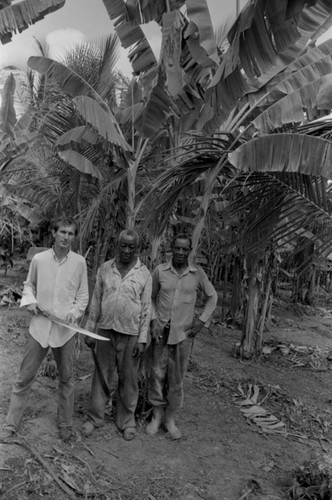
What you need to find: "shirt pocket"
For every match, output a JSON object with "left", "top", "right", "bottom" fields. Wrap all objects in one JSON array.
[{"left": 182, "top": 289, "right": 196, "bottom": 303}]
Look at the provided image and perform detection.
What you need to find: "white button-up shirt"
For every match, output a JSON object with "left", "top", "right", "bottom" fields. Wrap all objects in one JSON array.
[{"left": 20, "top": 249, "right": 89, "bottom": 348}]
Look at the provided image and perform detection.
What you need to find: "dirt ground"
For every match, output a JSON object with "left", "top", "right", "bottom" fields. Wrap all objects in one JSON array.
[{"left": 1, "top": 268, "right": 332, "bottom": 499}]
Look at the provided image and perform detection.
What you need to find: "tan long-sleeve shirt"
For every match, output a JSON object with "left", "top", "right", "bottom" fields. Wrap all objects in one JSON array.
[{"left": 152, "top": 261, "right": 217, "bottom": 345}]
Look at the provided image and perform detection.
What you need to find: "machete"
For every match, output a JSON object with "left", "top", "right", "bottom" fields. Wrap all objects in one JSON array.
[
  {"left": 37, "top": 309, "right": 109, "bottom": 341},
  {"left": 88, "top": 345, "right": 111, "bottom": 399},
  {"left": 38, "top": 308, "right": 111, "bottom": 398}
]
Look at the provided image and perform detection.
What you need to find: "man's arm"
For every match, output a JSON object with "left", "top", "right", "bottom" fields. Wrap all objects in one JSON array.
[
  {"left": 20, "top": 258, "right": 38, "bottom": 314},
  {"left": 197, "top": 268, "right": 218, "bottom": 324},
  {"left": 84, "top": 267, "right": 103, "bottom": 333},
  {"left": 150, "top": 267, "right": 161, "bottom": 343},
  {"left": 67, "top": 260, "right": 89, "bottom": 323},
  {"left": 188, "top": 268, "right": 218, "bottom": 338},
  {"left": 137, "top": 271, "right": 153, "bottom": 344}
]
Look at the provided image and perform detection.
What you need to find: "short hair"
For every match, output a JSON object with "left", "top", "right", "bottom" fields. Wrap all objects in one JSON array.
[
  {"left": 171, "top": 233, "right": 192, "bottom": 249},
  {"left": 118, "top": 229, "right": 140, "bottom": 246},
  {"left": 51, "top": 216, "right": 78, "bottom": 235}
]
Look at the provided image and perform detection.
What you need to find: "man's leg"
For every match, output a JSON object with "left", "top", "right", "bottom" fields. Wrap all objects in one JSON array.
[
  {"left": 165, "top": 338, "right": 192, "bottom": 439},
  {"left": 116, "top": 333, "right": 140, "bottom": 437},
  {"left": 53, "top": 335, "right": 76, "bottom": 439},
  {"left": 146, "top": 336, "right": 169, "bottom": 436},
  {"left": 83, "top": 330, "right": 116, "bottom": 434},
  {"left": 5, "top": 335, "right": 48, "bottom": 432}
]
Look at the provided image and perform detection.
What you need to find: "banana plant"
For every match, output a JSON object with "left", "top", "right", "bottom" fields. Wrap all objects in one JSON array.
[
  {"left": 0, "top": 0, "right": 66, "bottom": 44},
  {"left": 141, "top": 21, "right": 332, "bottom": 358}
]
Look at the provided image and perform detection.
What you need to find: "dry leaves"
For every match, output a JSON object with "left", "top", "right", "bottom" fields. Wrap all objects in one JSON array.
[{"left": 235, "top": 384, "right": 287, "bottom": 436}]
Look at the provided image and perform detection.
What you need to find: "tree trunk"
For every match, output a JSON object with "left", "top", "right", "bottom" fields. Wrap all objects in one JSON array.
[
  {"left": 239, "top": 255, "right": 263, "bottom": 359},
  {"left": 230, "top": 255, "right": 242, "bottom": 324},
  {"left": 291, "top": 238, "right": 314, "bottom": 304}
]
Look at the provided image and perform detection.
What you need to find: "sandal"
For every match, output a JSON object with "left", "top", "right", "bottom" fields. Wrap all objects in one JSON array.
[{"left": 123, "top": 427, "right": 137, "bottom": 441}]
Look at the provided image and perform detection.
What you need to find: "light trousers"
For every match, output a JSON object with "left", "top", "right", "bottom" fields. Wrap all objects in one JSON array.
[
  {"left": 148, "top": 333, "right": 192, "bottom": 411},
  {"left": 6, "top": 334, "right": 76, "bottom": 431},
  {"left": 87, "top": 330, "right": 140, "bottom": 431}
]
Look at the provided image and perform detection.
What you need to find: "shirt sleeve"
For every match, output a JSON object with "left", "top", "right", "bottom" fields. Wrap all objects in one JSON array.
[
  {"left": 197, "top": 268, "right": 218, "bottom": 324},
  {"left": 138, "top": 270, "right": 152, "bottom": 343},
  {"left": 20, "top": 258, "right": 38, "bottom": 307},
  {"left": 69, "top": 259, "right": 89, "bottom": 321},
  {"left": 150, "top": 267, "right": 160, "bottom": 321},
  {"left": 85, "top": 266, "right": 102, "bottom": 332}
]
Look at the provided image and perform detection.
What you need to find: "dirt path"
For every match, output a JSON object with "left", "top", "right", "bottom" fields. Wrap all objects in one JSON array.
[{"left": 1, "top": 274, "right": 332, "bottom": 499}]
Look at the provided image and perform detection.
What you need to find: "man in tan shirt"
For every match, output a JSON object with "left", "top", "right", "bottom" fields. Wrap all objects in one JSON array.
[
  {"left": 146, "top": 233, "right": 217, "bottom": 440},
  {"left": 82, "top": 229, "right": 152, "bottom": 441}
]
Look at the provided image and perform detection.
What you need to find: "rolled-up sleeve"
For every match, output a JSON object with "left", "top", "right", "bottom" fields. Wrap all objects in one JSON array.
[{"left": 20, "top": 258, "right": 38, "bottom": 307}]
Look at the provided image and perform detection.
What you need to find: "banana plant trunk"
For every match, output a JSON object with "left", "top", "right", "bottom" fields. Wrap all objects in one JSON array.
[
  {"left": 239, "top": 254, "right": 264, "bottom": 359},
  {"left": 126, "top": 138, "right": 149, "bottom": 230}
]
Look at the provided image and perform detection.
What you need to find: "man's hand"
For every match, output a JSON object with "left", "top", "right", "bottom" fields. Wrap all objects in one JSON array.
[
  {"left": 187, "top": 318, "right": 205, "bottom": 338},
  {"left": 27, "top": 304, "right": 39, "bottom": 316},
  {"left": 132, "top": 342, "right": 145, "bottom": 358},
  {"left": 150, "top": 320, "right": 162, "bottom": 345},
  {"left": 65, "top": 312, "right": 76, "bottom": 325},
  {"left": 85, "top": 336, "right": 96, "bottom": 349}
]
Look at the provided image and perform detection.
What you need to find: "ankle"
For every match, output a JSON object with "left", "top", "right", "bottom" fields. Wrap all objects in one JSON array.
[{"left": 152, "top": 407, "right": 164, "bottom": 422}]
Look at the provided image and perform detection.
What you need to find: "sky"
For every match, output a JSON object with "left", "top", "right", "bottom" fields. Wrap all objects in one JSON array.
[{"left": 0, "top": 0, "right": 244, "bottom": 77}]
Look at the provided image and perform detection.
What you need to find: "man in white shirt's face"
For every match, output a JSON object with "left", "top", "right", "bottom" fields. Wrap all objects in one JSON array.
[{"left": 52, "top": 224, "right": 76, "bottom": 253}]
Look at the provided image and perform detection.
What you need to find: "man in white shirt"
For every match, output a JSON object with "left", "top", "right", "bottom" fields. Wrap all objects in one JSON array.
[
  {"left": 3, "top": 216, "right": 89, "bottom": 442},
  {"left": 82, "top": 229, "right": 152, "bottom": 441}
]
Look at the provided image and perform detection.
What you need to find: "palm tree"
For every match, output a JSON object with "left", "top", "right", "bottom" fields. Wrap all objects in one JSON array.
[{"left": 0, "top": 35, "right": 131, "bottom": 267}]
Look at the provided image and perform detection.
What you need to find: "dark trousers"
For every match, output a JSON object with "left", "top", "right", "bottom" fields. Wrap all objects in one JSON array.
[
  {"left": 87, "top": 330, "right": 140, "bottom": 430},
  {"left": 6, "top": 334, "right": 75, "bottom": 430}
]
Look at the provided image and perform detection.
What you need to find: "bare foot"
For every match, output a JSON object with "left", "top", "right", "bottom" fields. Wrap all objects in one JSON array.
[{"left": 165, "top": 419, "right": 181, "bottom": 440}]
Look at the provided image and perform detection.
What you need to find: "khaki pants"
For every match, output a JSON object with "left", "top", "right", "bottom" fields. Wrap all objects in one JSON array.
[
  {"left": 6, "top": 334, "right": 75, "bottom": 431},
  {"left": 87, "top": 330, "right": 140, "bottom": 431},
  {"left": 148, "top": 334, "right": 192, "bottom": 411}
]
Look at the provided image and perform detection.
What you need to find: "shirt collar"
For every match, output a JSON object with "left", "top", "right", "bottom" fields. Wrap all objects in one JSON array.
[
  {"left": 52, "top": 247, "right": 70, "bottom": 264},
  {"left": 111, "top": 257, "right": 141, "bottom": 269},
  {"left": 164, "top": 260, "right": 198, "bottom": 273}
]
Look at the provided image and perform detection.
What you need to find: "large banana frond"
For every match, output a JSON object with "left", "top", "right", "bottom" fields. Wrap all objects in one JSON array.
[
  {"left": 57, "top": 150, "right": 103, "bottom": 181},
  {"left": 101, "top": 0, "right": 157, "bottom": 75},
  {"left": 0, "top": 0, "right": 66, "bottom": 44},
  {"left": 73, "top": 96, "right": 132, "bottom": 151},
  {"left": 229, "top": 134, "right": 332, "bottom": 178},
  {"left": 0, "top": 73, "right": 16, "bottom": 137},
  {"left": 253, "top": 73, "right": 332, "bottom": 131},
  {"left": 211, "top": 0, "right": 332, "bottom": 115},
  {"left": 246, "top": 38, "right": 332, "bottom": 106}
]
